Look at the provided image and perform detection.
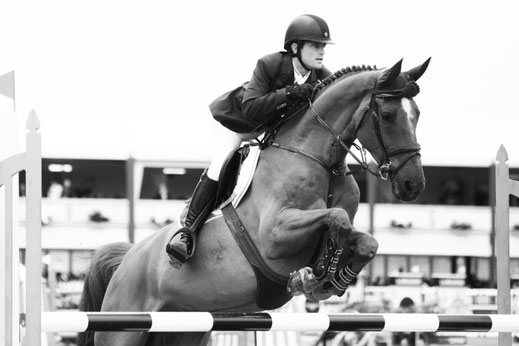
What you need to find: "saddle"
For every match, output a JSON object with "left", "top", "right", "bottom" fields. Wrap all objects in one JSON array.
[{"left": 215, "top": 145, "right": 251, "bottom": 206}]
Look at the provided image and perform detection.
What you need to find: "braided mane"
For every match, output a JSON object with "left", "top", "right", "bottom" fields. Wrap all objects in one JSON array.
[{"left": 313, "top": 64, "right": 378, "bottom": 94}]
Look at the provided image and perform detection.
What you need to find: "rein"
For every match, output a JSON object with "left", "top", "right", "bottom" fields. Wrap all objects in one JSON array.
[{"left": 265, "top": 81, "right": 422, "bottom": 181}]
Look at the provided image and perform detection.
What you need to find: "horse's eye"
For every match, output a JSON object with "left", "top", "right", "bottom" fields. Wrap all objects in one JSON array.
[{"left": 381, "top": 112, "right": 393, "bottom": 122}]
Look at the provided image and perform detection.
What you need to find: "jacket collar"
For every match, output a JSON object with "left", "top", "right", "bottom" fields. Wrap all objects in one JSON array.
[{"left": 281, "top": 53, "right": 294, "bottom": 85}]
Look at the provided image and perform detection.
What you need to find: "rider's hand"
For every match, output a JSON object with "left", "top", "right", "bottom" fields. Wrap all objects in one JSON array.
[{"left": 286, "top": 83, "right": 313, "bottom": 103}]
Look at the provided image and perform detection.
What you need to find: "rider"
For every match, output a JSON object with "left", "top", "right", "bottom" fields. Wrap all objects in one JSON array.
[{"left": 166, "top": 14, "right": 334, "bottom": 266}]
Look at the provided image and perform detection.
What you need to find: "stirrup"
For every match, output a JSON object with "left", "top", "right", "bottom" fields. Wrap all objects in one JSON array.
[{"left": 166, "top": 229, "right": 197, "bottom": 264}]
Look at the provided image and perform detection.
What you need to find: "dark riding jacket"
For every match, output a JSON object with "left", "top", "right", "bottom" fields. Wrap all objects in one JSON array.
[{"left": 210, "top": 51, "right": 332, "bottom": 133}]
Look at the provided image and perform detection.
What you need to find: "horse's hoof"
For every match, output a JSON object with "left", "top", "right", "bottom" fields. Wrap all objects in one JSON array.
[
  {"left": 306, "top": 288, "right": 334, "bottom": 301},
  {"left": 287, "top": 267, "right": 320, "bottom": 296},
  {"left": 287, "top": 268, "right": 313, "bottom": 295},
  {"left": 322, "top": 281, "right": 347, "bottom": 297},
  {"left": 287, "top": 270, "right": 305, "bottom": 296}
]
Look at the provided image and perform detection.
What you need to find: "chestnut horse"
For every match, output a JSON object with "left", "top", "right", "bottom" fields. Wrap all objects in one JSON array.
[{"left": 78, "top": 58, "right": 430, "bottom": 346}]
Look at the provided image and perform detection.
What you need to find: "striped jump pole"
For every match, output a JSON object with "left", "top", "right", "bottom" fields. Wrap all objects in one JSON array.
[{"left": 40, "top": 312, "right": 519, "bottom": 333}]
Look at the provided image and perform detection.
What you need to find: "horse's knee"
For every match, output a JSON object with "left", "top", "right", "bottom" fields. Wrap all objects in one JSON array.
[
  {"left": 355, "top": 234, "right": 378, "bottom": 262},
  {"left": 329, "top": 208, "right": 352, "bottom": 230},
  {"left": 329, "top": 208, "right": 352, "bottom": 243}
]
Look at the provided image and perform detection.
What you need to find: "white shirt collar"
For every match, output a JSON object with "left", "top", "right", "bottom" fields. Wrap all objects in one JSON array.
[{"left": 293, "top": 61, "right": 311, "bottom": 85}]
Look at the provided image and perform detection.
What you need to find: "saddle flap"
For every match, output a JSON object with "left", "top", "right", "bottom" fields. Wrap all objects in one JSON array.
[{"left": 215, "top": 145, "right": 250, "bottom": 207}]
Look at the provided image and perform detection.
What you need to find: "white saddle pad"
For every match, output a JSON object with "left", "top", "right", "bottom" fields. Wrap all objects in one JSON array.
[{"left": 206, "top": 145, "right": 261, "bottom": 222}]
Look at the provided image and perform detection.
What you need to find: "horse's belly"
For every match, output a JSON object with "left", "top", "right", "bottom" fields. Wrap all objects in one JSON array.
[{"left": 159, "top": 217, "right": 260, "bottom": 311}]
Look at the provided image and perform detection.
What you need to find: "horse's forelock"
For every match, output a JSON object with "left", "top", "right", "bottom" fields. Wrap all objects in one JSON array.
[{"left": 375, "top": 73, "right": 421, "bottom": 98}]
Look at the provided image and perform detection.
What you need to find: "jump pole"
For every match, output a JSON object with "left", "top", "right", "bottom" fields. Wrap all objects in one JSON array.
[
  {"left": 495, "top": 145, "right": 519, "bottom": 346},
  {"left": 39, "top": 312, "right": 519, "bottom": 333}
]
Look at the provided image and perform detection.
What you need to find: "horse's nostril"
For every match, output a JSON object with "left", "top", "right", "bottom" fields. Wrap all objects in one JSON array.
[{"left": 404, "top": 180, "right": 413, "bottom": 191}]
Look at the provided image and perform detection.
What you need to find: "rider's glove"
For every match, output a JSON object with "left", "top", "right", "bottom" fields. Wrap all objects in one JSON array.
[{"left": 286, "top": 83, "right": 313, "bottom": 103}]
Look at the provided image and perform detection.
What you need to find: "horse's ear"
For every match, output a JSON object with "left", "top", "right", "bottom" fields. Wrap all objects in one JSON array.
[
  {"left": 406, "top": 57, "right": 431, "bottom": 81},
  {"left": 379, "top": 59, "right": 403, "bottom": 86}
]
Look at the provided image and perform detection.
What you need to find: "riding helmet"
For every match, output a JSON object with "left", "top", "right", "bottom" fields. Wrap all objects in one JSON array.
[{"left": 284, "top": 14, "right": 334, "bottom": 52}]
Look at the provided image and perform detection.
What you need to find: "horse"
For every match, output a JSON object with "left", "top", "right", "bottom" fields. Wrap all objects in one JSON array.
[{"left": 77, "top": 58, "right": 430, "bottom": 346}]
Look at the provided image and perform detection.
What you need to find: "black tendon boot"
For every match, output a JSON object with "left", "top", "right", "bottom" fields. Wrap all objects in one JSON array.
[
  {"left": 166, "top": 173, "right": 218, "bottom": 266},
  {"left": 328, "top": 266, "right": 358, "bottom": 296}
]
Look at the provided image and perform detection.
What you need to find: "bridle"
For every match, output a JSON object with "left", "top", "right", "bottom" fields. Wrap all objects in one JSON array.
[
  {"left": 268, "top": 80, "right": 422, "bottom": 181},
  {"left": 349, "top": 82, "right": 422, "bottom": 180}
]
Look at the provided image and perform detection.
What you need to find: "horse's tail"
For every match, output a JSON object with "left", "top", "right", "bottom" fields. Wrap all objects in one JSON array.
[{"left": 76, "top": 242, "right": 133, "bottom": 346}]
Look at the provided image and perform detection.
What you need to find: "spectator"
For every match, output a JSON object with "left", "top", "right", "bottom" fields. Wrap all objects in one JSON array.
[{"left": 393, "top": 297, "right": 416, "bottom": 346}]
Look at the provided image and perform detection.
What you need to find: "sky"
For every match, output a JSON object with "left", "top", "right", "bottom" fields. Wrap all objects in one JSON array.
[{"left": 1, "top": 0, "right": 519, "bottom": 166}]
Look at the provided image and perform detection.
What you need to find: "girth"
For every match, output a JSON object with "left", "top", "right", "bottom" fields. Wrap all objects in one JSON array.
[{"left": 221, "top": 203, "right": 292, "bottom": 310}]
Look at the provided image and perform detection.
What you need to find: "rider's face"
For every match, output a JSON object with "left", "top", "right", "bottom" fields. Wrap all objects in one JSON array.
[{"left": 300, "top": 41, "right": 326, "bottom": 70}]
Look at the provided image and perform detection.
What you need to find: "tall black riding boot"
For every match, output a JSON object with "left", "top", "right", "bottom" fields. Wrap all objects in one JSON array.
[{"left": 166, "top": 173, "right": 218, "bottom": 266}]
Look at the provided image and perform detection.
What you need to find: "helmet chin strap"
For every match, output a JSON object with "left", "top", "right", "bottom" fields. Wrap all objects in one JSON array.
[
  {"left": 291, "top": 42, "right": 311, "bottom": 73},
  {"left": 296, "top": 53, "right": 311, "bottom": 73}
]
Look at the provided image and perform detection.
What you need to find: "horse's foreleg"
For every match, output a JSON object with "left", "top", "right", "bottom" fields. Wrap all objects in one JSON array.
[
  {"left": 270, "top": 207, "right": 352, "bottom": 296},
  {"left": 340, "top": 229, "right": 379, "bottom": 274},
  {"left": 309, "top": 230, "right": 379, "bottom": 300},
  {"left": 298, "top": 174, "right": 378, "bottom": 300},
  {"left": 265, "top": 207, "right": 352, "bottom": 260},
  {"left": 326, "top": 174, "right": 378, "bottom": 294}
]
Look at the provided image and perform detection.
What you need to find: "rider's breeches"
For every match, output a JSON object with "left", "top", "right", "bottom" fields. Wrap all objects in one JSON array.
[{"left": 206, "top": 121, "right": 255, "bottom": 181}]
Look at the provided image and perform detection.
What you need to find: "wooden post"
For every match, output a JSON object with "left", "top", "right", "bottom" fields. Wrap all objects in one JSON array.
[
  {"left": 489, "top": 163, "right": 496, "bottom": 288},
  {"left": 0, "top": 114, "right": 25, "bottom": 346},
  {"left": 366, "top": 162, "right": 378, "bottom": 287},
  {"left": 367, "top": 162, "right": 377, "bottom": 236},
  {"left": 2, "top": 169, "right": 16, "bottom": 346},
  {"left": 24, "top": 110, "right": 42, "bottom": 346},
  {"left": 0, "top": 111, "right": 41, "bottom": 346},
  {"left": 126, "top": 157, "right": 136, "bottom": 244},
  {"left": 495, "top": 145, "right": 519, "bottom": 346}
]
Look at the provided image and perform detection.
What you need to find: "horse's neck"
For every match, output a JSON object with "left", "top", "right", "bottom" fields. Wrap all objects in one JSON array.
[{"left": 277, "top": 74, "right": 374, "bottom": 164}]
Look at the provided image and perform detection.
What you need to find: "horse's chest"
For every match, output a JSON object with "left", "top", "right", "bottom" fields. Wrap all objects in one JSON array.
[{"left": 282, "top": 176, "right": 326, "bottom": 203}]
